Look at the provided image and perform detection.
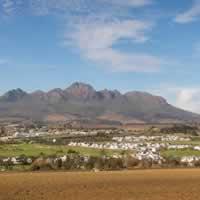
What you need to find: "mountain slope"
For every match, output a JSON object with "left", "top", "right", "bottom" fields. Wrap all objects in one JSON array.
[{"left": 0, "top": 82, "right": 199, "bottom": 123}]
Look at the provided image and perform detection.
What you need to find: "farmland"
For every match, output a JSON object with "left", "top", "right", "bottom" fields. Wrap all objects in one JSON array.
[
  {"left": 0, "top": 144, "right": 128, "bottom": 157},
  {"left": 1, "top": 169, "right": 200, "bottom": 200},
  {"left": 161, "top": 149, "right": 200, "bottom": 157}
]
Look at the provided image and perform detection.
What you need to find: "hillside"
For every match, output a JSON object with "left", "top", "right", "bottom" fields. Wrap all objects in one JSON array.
[{"left": 0, "top": 82, "right": 199, "bottom": 124}]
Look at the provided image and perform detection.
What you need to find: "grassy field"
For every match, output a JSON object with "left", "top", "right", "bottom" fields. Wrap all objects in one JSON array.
[
  {"left": 168, "top": 140, "right": 200, "bottom": 145},
  {"left": 0, "top": 169, "right": 200, "bottom": 200},
  {"left": 0, "top": 144, "right": 132, "bottom": 157},
  {"left": 161, "top": 149, "right": 200, "bottom": 157}
]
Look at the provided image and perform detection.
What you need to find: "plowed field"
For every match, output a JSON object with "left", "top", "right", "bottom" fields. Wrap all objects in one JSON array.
[{"left": 1, "top": 169, "right": 200, "bottom": 200}]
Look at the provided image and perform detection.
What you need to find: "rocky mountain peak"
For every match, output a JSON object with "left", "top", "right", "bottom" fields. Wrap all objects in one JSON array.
[
  {"left": 1, "top": 88, "right": 27, "bottom": 102},
  {"left": 65, "top": 82, "right": 96, "bottom": 99},
  {"left": 100, "top": 89, "right": 122, "bottom": 99}
]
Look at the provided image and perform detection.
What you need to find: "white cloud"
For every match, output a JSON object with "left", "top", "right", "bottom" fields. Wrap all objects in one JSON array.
[
  {"left": 175, "top": 88, "right": 200, "bottom": 113},
  {"left": 30, "top": 0, "right": 153, "bottom": 13},
  {"left": 0, "top": 0, "right": 153, "bottom": 16},
  {"left": 86, "top": 48, "right": 161, "bottom": 72},
  {"left": 152, "top": 86, "right": 200, "bottom": 114},
  {"left": 103, "top": 0, "right": 153, "bottom": 7},
  {"left": 77, "top": 20, "right": 152, "bottom": 48},
  {"left": 175, "top": 0, "right": 200, "bottom": 23},
  {"left": 65, "top": 19, "right": 163, "bottom": 72},
  {"left": 1, "top": 0, "right": 15, "bottom": 15},
  {"left": 0, "top": 0, "right": 160, "bottom": 72}
]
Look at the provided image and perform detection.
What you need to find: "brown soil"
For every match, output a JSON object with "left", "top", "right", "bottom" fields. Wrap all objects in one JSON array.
[{"left": 1, "top": 169, "right": 200, "bottom": 200}]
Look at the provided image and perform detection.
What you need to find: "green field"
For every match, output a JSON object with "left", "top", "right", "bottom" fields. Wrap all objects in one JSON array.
[
  {"left": 168, "top": 140, "right": 200, "bottom": 145},
  {"left": 161, "top": 149, "right": 200, "bottom": 157},
  {"left": 0, "top": 144, "right": 133, "bottom": 157}
]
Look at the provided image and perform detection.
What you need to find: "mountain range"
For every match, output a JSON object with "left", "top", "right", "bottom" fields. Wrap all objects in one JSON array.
[{"left": 0, "top": 82, "right": 199, "bottom": 124}]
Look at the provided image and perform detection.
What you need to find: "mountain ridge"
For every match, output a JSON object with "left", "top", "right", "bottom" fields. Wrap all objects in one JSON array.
[{"left": 0, "top": 82, "right": 199, "bottom": 124}]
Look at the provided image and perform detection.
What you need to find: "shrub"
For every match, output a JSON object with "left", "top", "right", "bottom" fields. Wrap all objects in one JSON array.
[
  {"left": 85, "top": 156, "right": 97, "bottom": 170},
  {"left": 103, "top": 158, "right": 124, "bottom": 170},
  {"left": 94, "top": 157, "right": 105, "bottom": 170},
  {"left": 56, "top": 158, "right": 62, "bottom": 169},
  {"left": 164, "top": 156, "right": 181, "bottom": 167},
  {"left": 31, "top": 158, "right": 54, "bottom": 170},
  {"left": 194, "top": 160, "right": 200, "bottom": 167},
  {"left": 63, "top": 157, "right": 74, "bottom": 170},
  {"left": 126, "top": 157, "right": 140, "bottom": 168},
  {"left": 4, "top": 159, "right": 14, "bottom": 170},
  {"left": 67, "top": 149, "right": 79, "bottom": 154}
]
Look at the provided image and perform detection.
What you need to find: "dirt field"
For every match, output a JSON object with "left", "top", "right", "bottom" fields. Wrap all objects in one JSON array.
[{"left": 1, "top": 169, "right": 200, "bottom": 200}]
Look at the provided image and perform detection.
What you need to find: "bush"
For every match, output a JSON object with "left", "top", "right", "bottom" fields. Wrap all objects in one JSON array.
[
  {"left": 67, "top": 149, "right": 79, "bottom": 154},
  {"left": 94, "top": 157, "right": 105, "bottom": 170},
  {"left": 103, "top": 158, "right": 124, "bottom": 170},
  {"left": 126, "top": 157, "right": 140, "bottom": 168},
  {"left": 63, "top": 156, "right": 74, "bottom": 170},
  {"left": 194, "top": 160, "right": 200, "bottom": 167},
  {"left": 63, "top": 155, "right": 85, "bottom": 170},
  {"left": 164, "top": 156, "right": 181, "bottom": 167},
  {"left": 55, "top": 158, "right": 62, "bottom": 169},
  {"left": 31, "top": 158, "right": 54, "bottom": 170},
  {"left": 141, "top": 159, "right": 153, "bottom": 168},
  {"left": 18, "top": 154, "right": 29, "bottom": 165},
  {"left": 4, "top": 159, "right": 14, "bottom": 170},
  {"left": 85, "top": 156, "right": 97, "bottom": 170}
]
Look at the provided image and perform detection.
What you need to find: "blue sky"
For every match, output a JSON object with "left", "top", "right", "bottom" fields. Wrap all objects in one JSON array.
[{"left": 1, "top": 0, "right": 200, "bottom": 112}]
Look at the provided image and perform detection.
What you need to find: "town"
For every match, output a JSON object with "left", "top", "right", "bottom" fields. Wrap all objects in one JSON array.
[{"left": 1, "top": 123, "right": 200, "bottom": 171}]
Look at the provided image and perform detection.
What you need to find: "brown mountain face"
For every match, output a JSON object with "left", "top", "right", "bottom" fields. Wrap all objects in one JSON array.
[
  {"left": 0, "top": 82, "right": 199, "bottom": 124},
  {"left": 65, "top": 82, "right": 96, "bottom": 100},
  {"left": 99, "top": 89, "right": 122, "bottom": 100},
  {"left": 125, "top": 91, "right": 168, "bottom": 106},
  {"left": 31, "top": 90, "right": 46, "bottom": 99},
  {"left": 46, "top": 89, "right": 68, "bottom": 103}
]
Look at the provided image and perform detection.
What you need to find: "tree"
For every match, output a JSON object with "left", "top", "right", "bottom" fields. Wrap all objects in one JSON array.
[
  {"left": 56, "top": 158, "right": 62, "bottom": 169},
  {"left": 0, "top": 126, "right": 6, "bottom": 136}
]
